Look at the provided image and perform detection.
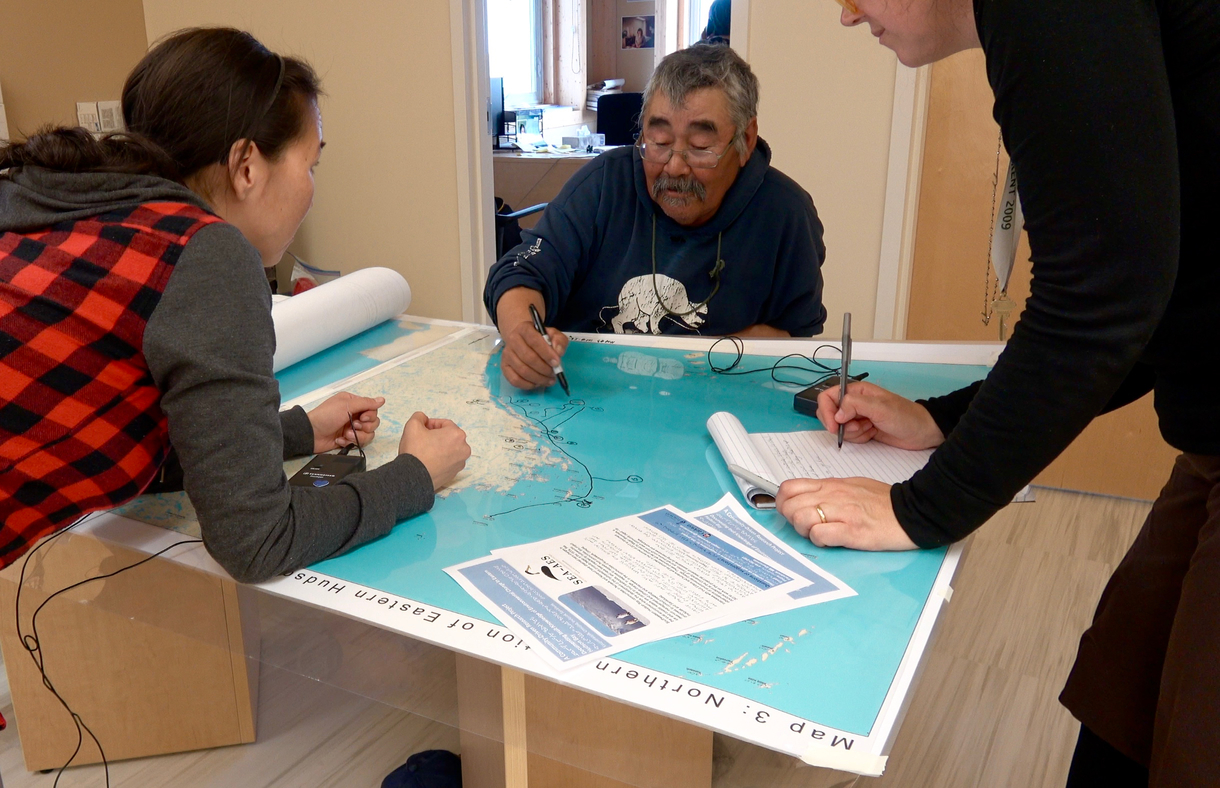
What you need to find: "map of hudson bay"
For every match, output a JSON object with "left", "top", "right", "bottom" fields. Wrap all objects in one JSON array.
[{"left": 114, "top": 319, "right": 991, "bottom": 736}]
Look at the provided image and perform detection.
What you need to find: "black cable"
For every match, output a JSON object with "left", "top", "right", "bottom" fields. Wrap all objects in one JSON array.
[
  {"left": 15, "top": 518, "right": 202, "bottom": 787},
  {"left": 339, "top": 411, "right": 366, "bottom": 462},
  {"left": 707, "top": 337, "right": 855, "bottom": 387}
]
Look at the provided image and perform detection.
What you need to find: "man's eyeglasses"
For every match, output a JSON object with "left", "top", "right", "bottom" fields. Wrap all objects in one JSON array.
[
  {"left": 832, "top": 0, "right": 860, "bottom": 13},
  {"left": 636, "top": 134, "right": 739, "bottom": 169}
]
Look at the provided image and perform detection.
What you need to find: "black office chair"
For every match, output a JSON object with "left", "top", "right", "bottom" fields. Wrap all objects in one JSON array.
[
  {"left": 596, "top": 92, "right": 643, "bottom": 146},
  {"left": 494, "top": 198, "right": 548, "bottom": 260}
]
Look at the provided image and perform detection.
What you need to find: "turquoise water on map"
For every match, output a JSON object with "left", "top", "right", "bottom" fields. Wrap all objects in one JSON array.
[{"left": 296, "top": 335, "right": 988, "bottom": 736}]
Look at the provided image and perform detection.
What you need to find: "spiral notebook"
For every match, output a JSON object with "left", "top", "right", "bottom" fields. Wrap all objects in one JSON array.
[{"left": 707, "top": 411, "right": 1033, "bottom": 510}]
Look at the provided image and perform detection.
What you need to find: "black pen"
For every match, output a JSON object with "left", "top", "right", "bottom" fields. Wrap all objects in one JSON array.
[
  {"left": 838, "top": 312, "right": 852, "bottom": 450},
  {"left": 528, "top": 304, "right": 570, "bottom": 395}
]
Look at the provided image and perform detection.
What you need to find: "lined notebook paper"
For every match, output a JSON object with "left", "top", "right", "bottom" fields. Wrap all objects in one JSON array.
[{"left": 708, "top": 412, "right": 933, "bottom": 510}]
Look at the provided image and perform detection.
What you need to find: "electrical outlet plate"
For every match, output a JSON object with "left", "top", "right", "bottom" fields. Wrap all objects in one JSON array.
[
  {"left": 76, "top": 101, "right": 101, "bottom": 133},
  {"left": 97, "top": 100, "right": 123, "bottom": 132}
]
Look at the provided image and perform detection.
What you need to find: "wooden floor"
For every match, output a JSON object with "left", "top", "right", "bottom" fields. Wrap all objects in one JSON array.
[{"left": 0, "top": 487, "right": 1152, "bottom": 788}]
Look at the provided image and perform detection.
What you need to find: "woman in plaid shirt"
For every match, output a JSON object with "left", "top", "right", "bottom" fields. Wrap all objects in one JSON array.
[{"left": 0, "top": 28, "right": 470, "bottom": 582}]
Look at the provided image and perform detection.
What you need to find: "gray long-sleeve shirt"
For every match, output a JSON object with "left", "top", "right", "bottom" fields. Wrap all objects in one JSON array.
[{"left": 0, "top": 167, "right": 434, "bottom": 582}]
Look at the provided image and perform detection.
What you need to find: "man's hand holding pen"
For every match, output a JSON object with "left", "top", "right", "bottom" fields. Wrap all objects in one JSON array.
[{"left": 496, "top": 286, "right": 571, "bottom": 391}]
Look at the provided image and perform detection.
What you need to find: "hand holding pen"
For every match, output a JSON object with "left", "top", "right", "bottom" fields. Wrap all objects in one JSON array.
[
  {"left": 814, "top": 380, "right": 948, "bottom": 451},
  {"left": 496, "top": 288, "right": 571, "bottom": 391},
  {"left": 837, "top": 312, "right": 852, "bottom": 449},
  {"left": 529, "top": 304, "right": 570, "bottom": 395}
]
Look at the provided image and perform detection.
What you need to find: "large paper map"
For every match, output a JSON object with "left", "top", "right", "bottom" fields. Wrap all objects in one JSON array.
[{"left": 115, "top": 316, "right": 988, "bottom": 743}]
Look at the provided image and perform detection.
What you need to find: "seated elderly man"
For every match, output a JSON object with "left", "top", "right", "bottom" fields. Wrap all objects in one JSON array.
[{"left": 484, "top": 44, "right": 827, "bottom": 390}]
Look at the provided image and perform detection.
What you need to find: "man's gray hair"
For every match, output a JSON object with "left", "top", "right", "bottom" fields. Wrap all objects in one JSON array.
[{"left": 641, "top": 44, "right": 760, "bottom": 157}]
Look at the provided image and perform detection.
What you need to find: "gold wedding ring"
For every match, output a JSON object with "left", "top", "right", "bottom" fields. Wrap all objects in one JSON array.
[{"left": 815, "top": 505, "right": 828, "bottom": 524}]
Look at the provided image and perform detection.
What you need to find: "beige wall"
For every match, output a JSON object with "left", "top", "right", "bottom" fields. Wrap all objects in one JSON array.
[
  {"left": 0, "top": 0, "right": 148, "bottom": 140},
  {"left": 745, "top": 2, "right": 897, "bottom": 339},
  {"left": 143, "top": 1, "right": 466, "bottom": 321}
]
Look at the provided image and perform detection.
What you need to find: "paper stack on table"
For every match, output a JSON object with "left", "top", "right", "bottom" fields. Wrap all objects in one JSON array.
[{"left": 446, "top": 495, "right": 854, "bottom": 671}]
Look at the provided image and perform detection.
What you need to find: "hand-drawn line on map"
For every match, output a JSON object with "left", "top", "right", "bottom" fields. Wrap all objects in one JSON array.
[{"left": 484, "top": 397, "right": 643, "bottom": 521}]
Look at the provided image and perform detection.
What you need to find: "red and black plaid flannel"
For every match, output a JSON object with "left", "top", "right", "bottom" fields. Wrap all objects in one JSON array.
[{"left": 0, "top": 202, "right": 220, "bottom": 567}]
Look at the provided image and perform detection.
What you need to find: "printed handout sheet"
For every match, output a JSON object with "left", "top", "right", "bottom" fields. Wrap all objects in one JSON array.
[
  {"left": 688, "top": 494, "right": 855, "bottom": 605},
  {"left": 447, "top": 502, "right": 853, "bottom": 671}
]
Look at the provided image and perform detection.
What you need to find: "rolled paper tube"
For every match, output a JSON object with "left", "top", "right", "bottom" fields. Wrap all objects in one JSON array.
[{"left": 271, "top": 267, "right": 411, "bottom": 372}]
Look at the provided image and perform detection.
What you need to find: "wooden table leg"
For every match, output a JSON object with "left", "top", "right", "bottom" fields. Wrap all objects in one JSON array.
[{"left": 456, "top": 654, "right": 712, "bottom": 788}]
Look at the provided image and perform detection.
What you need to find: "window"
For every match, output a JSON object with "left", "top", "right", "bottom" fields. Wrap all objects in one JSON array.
[
  {"left": 487, "top": 0, "right": 543, "bottom": 107},
  {"left": 686, "top": 0, "right": 715, "bottom": 46}
]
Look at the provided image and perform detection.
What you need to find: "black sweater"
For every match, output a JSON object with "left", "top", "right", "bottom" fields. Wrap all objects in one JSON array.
[{"left": 893, "top": 0, "right": 1220, "bottom": 547}]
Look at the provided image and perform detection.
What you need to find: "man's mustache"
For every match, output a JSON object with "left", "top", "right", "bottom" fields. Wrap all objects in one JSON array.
[{"left": 652, "top": 174, "right": 707, "bottom": 204}]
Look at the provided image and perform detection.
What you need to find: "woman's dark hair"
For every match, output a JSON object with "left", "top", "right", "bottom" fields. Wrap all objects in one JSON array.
[{"left": 0, "top": 27, "right": 321, "bottom": 182}]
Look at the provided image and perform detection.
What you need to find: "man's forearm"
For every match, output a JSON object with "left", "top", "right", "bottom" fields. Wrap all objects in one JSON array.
[{"left": 496, "top": 286, "right": 547, "bottom": 331}]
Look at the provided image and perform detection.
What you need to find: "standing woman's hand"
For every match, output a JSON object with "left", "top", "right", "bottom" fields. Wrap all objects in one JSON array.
[
  {"left": 817, "top": 381, "right": 945, "bottom": 450},
  {"left": 776, "top": 477, "right": 918, "bottom": 551},
  {"left": 307, "top": 393, "right": 384, "bottom": 452}
]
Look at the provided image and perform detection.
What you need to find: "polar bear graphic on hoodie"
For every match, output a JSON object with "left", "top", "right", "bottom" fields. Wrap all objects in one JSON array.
[{"left": 609, "top": 275, "right": 706, "bottom": 334}]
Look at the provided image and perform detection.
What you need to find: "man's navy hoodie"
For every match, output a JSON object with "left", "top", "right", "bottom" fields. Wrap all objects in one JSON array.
[{"left": 484, "top": 139, "right": 827, "bottom": 336}]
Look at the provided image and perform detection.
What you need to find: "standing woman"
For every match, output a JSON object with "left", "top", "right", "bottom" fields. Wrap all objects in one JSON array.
[
  {"left": 776, "top": 0, "right": 1219, "bottom": 786},
  {"left": 0, "top": 28, "right": 470, "bottom": 583}
]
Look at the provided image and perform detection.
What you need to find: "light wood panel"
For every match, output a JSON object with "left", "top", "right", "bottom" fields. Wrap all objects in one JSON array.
[
  {"left": 618, "top": 0, "right": 657, "bottom": 92},
  {"left": 542, "top": 0, "right": 587, "bottom": 107},
  {"left": 0, "top": 657, "right": 460, "bottom": 787},
  {"left": 747, "top": 0, "right": 899, "bottom": 341},
  {"left": 523, "top": 673, "right": 713, "bottom": 788},
  {"left": 457, "top": 655, "right": 712, "bottom": 788},
  {"left": 0, "top": 531, "right": 257, "bottom": 772},
  {"left": 457, "top": 654, "right": 513, "bottom": 788},
  {"left": 1034, "top": 395, "right": 1177, "bottom": 500},
  {"left": 253, "top": 589, "right": 458, "bottom": 727},
  {"left": 905, "top": 49, "right": 1176, "bottom": 500},
  {"left": 503, "top": 668, "right": 530, "bottom": 787},
  {"left": 588, "top": 0, "right": 622, "bottom": 85},
  {"left": 906, "top": 50, "right": 1031, "bottom": 343}
]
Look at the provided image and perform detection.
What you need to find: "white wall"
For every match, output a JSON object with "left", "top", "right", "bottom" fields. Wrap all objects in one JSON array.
[
  {"left": 744, "top": 2, "right": 898, "bottom": 339},
  {"left": 143, "top": 0, "right": 468, "bottom": 320}
]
